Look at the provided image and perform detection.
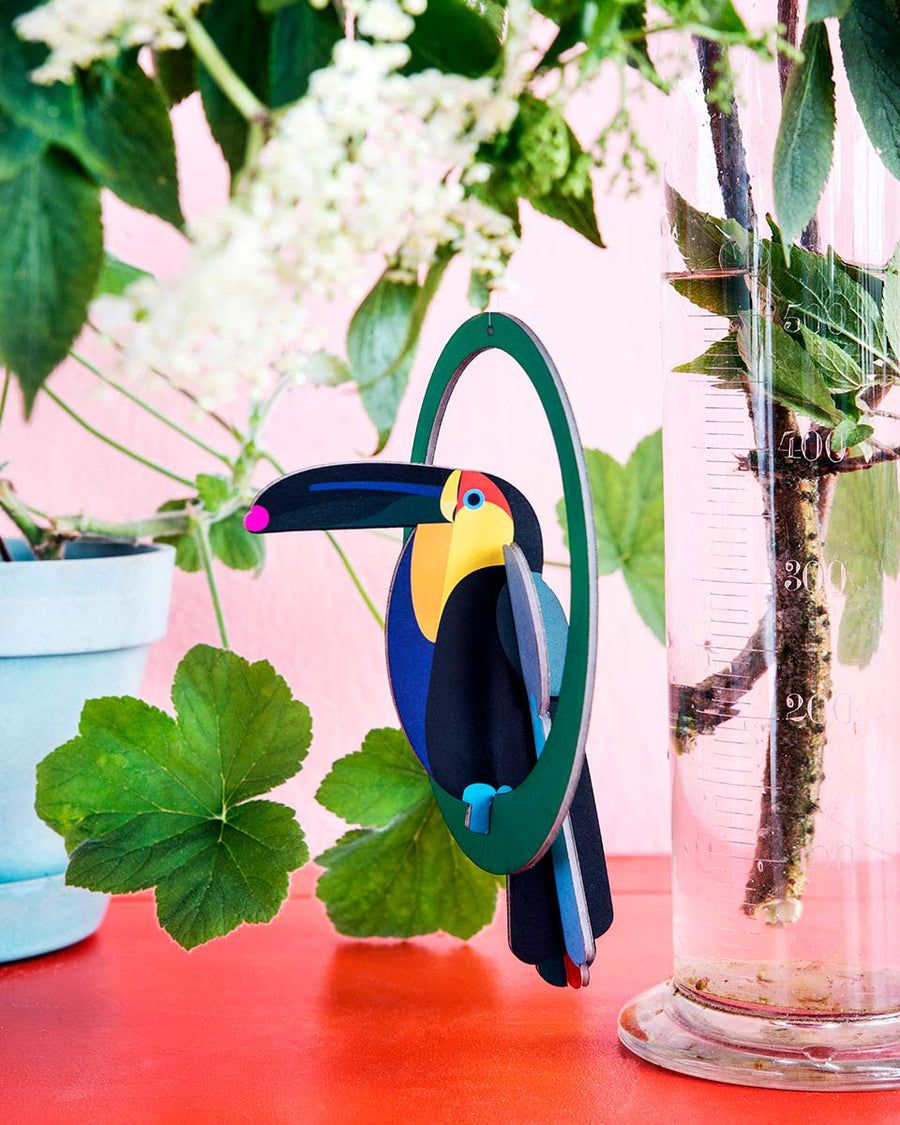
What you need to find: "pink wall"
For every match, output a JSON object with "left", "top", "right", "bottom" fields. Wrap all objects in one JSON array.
[{"left": 1, "top": 82, "right": 671, "bottom": 857}]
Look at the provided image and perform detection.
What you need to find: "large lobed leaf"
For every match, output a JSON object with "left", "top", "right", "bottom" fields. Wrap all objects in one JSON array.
[
  {"left": 558, "top": 431, "right": 665, "bottom": 642},
  {"left": 36, "top": 645, "right": 312, "bottom": 949},
  {"left": 316, "top": 729, "right": 502, "bottom": 939}
]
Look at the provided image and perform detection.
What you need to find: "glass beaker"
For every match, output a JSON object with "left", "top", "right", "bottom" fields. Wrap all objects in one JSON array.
[{"left": 618, "top": 16, "right": 900, "bottom": 1089}]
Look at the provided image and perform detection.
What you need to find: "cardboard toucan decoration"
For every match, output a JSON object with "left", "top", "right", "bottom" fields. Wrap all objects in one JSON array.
[{"left": 245, "top": 313, "right": 613, "bottom": 988}]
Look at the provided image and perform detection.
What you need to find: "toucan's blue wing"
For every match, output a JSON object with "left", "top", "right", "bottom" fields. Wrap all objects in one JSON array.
[
  {"left": 385, "top": 534, "right": 434, "bottom": 773},
  {"left": 500, "top": 544, "right": 611, "bottom": 984}
]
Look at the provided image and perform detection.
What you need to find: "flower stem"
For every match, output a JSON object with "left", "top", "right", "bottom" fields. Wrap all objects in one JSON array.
[
  {"left": 71, "top": 351, "right": 233, "bottom": 467},
  {"left": 44, "top": 386, "right": 194, "bottom": 488},
  {"left": 196, "top": 518, "right": 230, "bottom": 649},
  {"left": 175, "top": 3, "right": 270, "bottom": 124},
  {"left": 54, "top": 512, "right": 192, "bottom": 540}
]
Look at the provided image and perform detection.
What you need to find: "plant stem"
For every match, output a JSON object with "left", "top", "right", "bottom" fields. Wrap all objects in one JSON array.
[
  {"left": 175, "top": 3, "right": 270, "bottom": 125},
  {"left": 196, "top": 518, "right": 230, "bottom": 649},
  {"left": 54, "top": 512, "right": 192, "bottom": 540},
  {"left": 260, "top": 451, "right": 386, "bottom": 629},
  {"left": 324, "top": 531, "right": 385, "bottom": 631},
  {"left": 71, "top": 351, "right": 233, "bottom": 467},
  {"left": 0, "top": 479, "right": 43, "bottom": 551},
  {"left": 44, "top": 387, "right": 194, "bottom": 488}
]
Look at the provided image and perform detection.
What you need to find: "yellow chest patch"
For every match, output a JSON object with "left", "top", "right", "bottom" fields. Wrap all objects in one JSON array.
[{"left": 410, "top": 503, "right": 514, "bottom": 642}]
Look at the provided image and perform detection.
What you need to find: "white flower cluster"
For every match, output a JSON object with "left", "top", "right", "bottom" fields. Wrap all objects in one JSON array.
[
  {"left": 14, "top": 0, "right": 206, "bottom": 85},
  {"left": 99, "top": 14, "right": 533, "bottom": 413}
]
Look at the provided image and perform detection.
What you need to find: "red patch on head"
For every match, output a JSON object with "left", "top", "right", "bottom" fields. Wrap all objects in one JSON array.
[{"left": 456, "top": 471, "right": 510, "bottom": 515}]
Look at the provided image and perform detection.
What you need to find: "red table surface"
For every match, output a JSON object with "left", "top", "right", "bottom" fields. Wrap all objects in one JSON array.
[{"left": 2, "top": 856, "right": 899, "bottom": 1125}]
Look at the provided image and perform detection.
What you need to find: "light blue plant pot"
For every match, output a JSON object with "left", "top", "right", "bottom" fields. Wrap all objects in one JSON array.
[{"left": 0, "top": 539, "right": 174, "bottom": 961}]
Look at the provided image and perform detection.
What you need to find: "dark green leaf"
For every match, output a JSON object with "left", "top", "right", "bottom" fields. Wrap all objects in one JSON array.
[
  {"left": 737, "top": 314, "right": 843, "bottom": 425},
  {"left": 773, "top": 23, "right": 835, "bottom": 255},
  {"left": 840, "top": 0, "right": 900, "bottom": 180},
  {"left": 806, "top": 0, "right": 851, "bottom": 19},
  {"left": 315, "top": 728, "right": 501, "bottom": 939},
  {"left": 831, "top": 418, "right": 873, "bottom": 450},
  {"left": 270, "top": 1, "right": 341, "bottom": 107},
  {"left": 153, "top": 46, "right": 197, "bottom": 107},
  {"left": 0, "top": 111, "right": 43, "bottom": 180},
  {"left": 884, "top": 239, "right": 900, "bottom": 358},
  {"left": 665, "top": 186, "right": 749, "bottom": 315},
  {"left": 36, "top": 645, "right": 312, "bottom": 949},
  {"left": 258, "top": 0, "right": 301, "bottom": 10},
  {"left": 825, "top": 462, "right": 900, "bottom": 667},
  {"left": 94, "top": 252, "right": 152, "bottom": 298},
  {"left": 155, "top": 498, "right": 201, "bottom": 572},
  {"left": 760, "top": 230, "right": 885, "bottom": 373},
  {"left": 0, "top": 148, "right": 102, "bottom": 415},
  {"left": 672, "top": 331, "right": 746, "bottom": 381},
  {"left": 558, "top": 431, "right": 665, "bottom": 641},
  {"left": 0, "top": 1, "right": 85, "bottom": 152},
  {"left": 199, "top": 0, "right": 271, "bottom": 175},
  {"left": 799, "top": 324, "right": 863, "bottom": 390},
  {"left": 211, "top": 510, "right": 266, "bottom": 572},
  {"left": 404, "top": 0, "right": 503, "bottom": 78},
  {"left": 348, "top": 251, "right": 453, "bottom": 450},
  {"left": 79, "top": 63, "right": 183, "bottom": 226}
]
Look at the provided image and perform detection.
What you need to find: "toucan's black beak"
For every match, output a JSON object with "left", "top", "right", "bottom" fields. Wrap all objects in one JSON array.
[{"left": 244, "top": 462, "right": 454, "bottom": 534}]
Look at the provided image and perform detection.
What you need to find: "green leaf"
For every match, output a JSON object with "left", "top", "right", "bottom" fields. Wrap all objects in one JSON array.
[
  {"left": 154, "top": 498, "right": 201, "bottom": 572},
  {"left": 773, "top": 23, "right": 835, "bottom": 256},
  {"left": 664, "top": 186, "right": 749, "bottom": 315},
  {"left": 737, "top": 314, "right": 843, "bottom": 425},
  {"left": 672, "top": 331, "right": 746, "bottom": 381},
  {"left": 0, "top": 148, "right": 102, "bottom": 415},
  {"left": 36, "top": 645, "right": 312, "bottom": 949},
  {"left": 806, "top": 0, "right": 851, "bottom": 20},
  {"left": 799, "top": 324, "right": 863, "bottom": 390},
  {"left": 199, "top": 0, "right": 271, "bottom": 175},
  {"left": 884, "top": 239, "right": 900, "bottom": 359},
  {"left": 211, "top": 510, "right": 266, "bottom": 572},
  {"left": 825, "top": 462, "right": 900, "bottom": 667},
  {"left": 94, "top": 252, "right": 152, "bottom": 298},
  {"left": 196, "top": 472, "right": 231, "bottom": 513},
  {"left": 153, "top": 46, "right": 197, "bottom": 107},
  {"left": 0, "top": 111, "right": 43, "bottom": 180},
  {"left": 315, "top": 729, "right": 501, "bottom": 939},
  {"left": 0, "top": 1, "right": 84, "bottom": 152},
  {"left": 269, "top": 1, "right": 341, "bottom": 108},
  {"left": 831, "top": 418, "right": 874, "bottom": 451},
  {"left": 348, "top": 251, "right": 453, "bottom": 450},
  {"left": 498, "top": 96, "right": 604, "bottom": 247},
  {"left": 404, "top": 0, "right": 503, "bottom": 78},
  {"left": 80, "top": 63, "right": 183, "bottom": 227},
  {"left": 759, "top": 231, "right": 885, "bottom": 373},
  {"left": 558, "top": 431, "right": 665, "bottom": 641},
  {"left": 841, "top": 0, "right": 900, "bottom": 179}
]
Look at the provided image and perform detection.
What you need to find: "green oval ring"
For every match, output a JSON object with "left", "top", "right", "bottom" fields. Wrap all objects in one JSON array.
[{"left": 410, "top": 312, "right": 598, "bottom": 875}]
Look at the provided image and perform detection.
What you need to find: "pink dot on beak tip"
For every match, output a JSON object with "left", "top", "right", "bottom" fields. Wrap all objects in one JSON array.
[{"left": 244, "top": 505, "right": 269, "bottom": 533}]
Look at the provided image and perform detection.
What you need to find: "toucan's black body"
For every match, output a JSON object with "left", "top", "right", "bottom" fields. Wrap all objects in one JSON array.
[{"left": 246, "top": 461, "right": 613, "bottom": 986}]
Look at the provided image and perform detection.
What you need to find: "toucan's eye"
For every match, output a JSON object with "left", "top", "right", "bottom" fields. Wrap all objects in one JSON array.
[{"left": 463, "top": 488, "right": 485, "bottom": 510}]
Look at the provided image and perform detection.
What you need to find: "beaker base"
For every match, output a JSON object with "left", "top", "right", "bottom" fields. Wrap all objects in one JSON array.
[{"left": 618, "top": 980, "right": 900, "bottom": 1090}]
